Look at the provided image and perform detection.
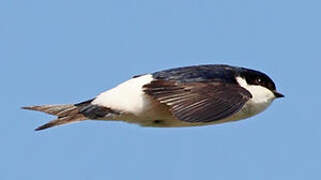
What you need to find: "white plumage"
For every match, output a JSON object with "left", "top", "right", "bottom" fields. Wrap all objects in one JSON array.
[
  {"left": 236, "top": 76, "right": 275, "bottom": 118},
  {"left": 92, "top": 74, "right": 154, "bottom": 115}
]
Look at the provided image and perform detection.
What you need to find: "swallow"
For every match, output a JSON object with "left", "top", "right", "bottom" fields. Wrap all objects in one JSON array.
[{"left": 23, "top": 64, "right": 284, "bottom": 131}]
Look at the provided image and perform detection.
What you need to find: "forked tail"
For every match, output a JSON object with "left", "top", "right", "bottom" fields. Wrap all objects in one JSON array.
[{"left": 22, "top": 102, "right": 91, "bottom": 131}]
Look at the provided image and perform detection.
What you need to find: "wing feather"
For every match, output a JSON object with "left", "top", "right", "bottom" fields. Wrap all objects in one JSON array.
[{"left": 144, "top": 80, "right": 252, "bottom": 123}]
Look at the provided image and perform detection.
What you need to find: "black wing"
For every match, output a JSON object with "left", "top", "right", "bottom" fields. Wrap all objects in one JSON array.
[{"left": 144, "top": 80, "right": 252, "bottom": 123}]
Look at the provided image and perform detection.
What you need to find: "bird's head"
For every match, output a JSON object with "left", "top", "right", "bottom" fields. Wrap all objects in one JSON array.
[{"left": 238, "top": 68, "right": 284, "bottom": 100}]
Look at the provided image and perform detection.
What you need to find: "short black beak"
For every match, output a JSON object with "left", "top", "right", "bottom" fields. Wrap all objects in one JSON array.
[{"left": 273, "top": 91, "right": 284, "bottom": 98}]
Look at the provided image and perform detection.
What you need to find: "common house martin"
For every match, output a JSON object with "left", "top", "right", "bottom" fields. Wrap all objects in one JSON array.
[{"left": 23, "top": 64, "right": 284, "bottom": 131}]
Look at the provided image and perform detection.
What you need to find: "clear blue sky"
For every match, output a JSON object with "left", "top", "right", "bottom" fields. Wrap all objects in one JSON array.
[{"left": 1, "top": 0, "right": 320, "bottom": 179}]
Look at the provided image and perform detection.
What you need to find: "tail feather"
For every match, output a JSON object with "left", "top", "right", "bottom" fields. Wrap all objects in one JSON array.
[
  {"left": 34, "top": 114, "right": 86, "bottom": 131},
  {"left": 22, "top": 105, "right": 76, "bottom": 116},
  {"left": 22, "top": 104, "right": 88, "bottom": 131}
]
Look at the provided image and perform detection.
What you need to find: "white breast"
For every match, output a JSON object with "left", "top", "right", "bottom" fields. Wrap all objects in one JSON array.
[
  {"left": 236, "top": 76, "right": 276, "bottom": 118},
  {"left": 92, "top": 74, "right": 154, "bottom": 115}
]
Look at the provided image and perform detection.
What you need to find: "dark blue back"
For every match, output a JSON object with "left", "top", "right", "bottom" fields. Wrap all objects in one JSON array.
[{"left": 152, "top": 64, "right": 241, "bottom": 83}]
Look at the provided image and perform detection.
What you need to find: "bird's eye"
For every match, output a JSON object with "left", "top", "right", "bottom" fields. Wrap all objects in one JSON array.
[{"left": 256, "top": 78, "right": 262, "bottom": 83}]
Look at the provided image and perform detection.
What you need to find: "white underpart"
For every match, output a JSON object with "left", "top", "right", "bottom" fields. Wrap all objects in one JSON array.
[
  {"left": 90, "top": 75, "right": 277, "bottom": 126},
  {"left": 236, "top": 76, "right": 276, "bottom": 118},
  {"left": 92, "top": 74, "right": 154, "bottom": 116}
]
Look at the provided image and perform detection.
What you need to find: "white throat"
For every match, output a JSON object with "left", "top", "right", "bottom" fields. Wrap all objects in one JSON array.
[{"left": 235, "top": 76, "right": 275, "bottom": 117}]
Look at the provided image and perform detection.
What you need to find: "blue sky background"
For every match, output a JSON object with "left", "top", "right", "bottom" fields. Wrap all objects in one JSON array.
[{"left": 1, "top": 0, "right": 320, "bottom": 179}]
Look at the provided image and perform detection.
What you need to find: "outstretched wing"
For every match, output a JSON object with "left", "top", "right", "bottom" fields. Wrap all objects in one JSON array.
[{"left": 144, "top": 80, "right": 252, "bottom": 123}]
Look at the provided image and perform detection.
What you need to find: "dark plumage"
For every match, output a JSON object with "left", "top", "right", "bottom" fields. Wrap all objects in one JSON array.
[
  {"left": 152, "top": 64, "right": 277, "bottom": 92},
  {"left": 152, "top": 64, "right": 239, "bottom": 83}
]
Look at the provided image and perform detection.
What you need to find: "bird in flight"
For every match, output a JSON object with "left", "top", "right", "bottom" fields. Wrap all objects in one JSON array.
[{"left": 23, "top": 64, "right": 284, "bottom": 131}]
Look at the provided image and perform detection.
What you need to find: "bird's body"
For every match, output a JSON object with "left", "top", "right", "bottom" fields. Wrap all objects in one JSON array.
[{"left": 23, "top": 64, "right": 284, "bottom": 130}]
